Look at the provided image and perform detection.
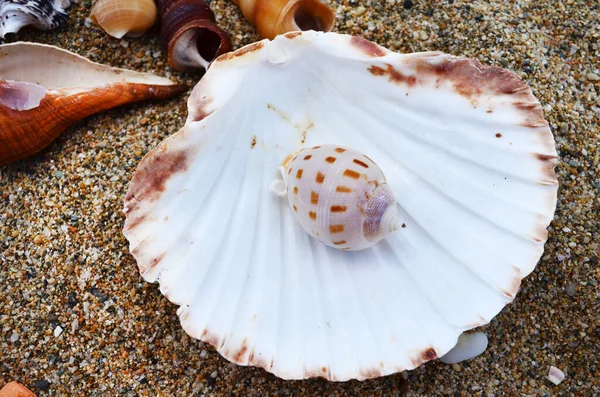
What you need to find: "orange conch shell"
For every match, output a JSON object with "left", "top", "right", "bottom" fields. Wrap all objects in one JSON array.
[
  {"left": 231, "top": 0, "right": 335, "bottom": 39},
  {"left": 0, "top": 42, "right": 186, "bottom": 165}
]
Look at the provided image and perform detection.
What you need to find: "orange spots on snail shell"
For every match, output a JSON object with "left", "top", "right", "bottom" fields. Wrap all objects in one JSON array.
[
  {"left": 330, "top": 205, "right": 347, "bottom": 212},
  {"left": 311, "top": 191, "right": 319, "bottom": 204},
  {"left": 316, "top": 172, "right": 325, "bottom": 184},
  {"left": 343, "top": 169, "right": 361, "bottom": 179},
  {"left": 330, "top": 224, "right": 344, "bottom": 233},
  {"left": 281, "top": 145, "right": 398, "bottom": 252},
  {"left": 353, "top": 159, "right": 369, "bottom": 168}
]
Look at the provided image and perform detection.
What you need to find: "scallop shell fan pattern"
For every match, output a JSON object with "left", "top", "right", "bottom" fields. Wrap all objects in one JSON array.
[{"left": 123, "top": 32, "right": 558, "bottom": 381}]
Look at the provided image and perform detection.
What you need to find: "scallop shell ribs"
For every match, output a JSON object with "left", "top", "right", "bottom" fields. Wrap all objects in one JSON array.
[{"left": 123, "top": 32, "right": 558, "bottom": 381}]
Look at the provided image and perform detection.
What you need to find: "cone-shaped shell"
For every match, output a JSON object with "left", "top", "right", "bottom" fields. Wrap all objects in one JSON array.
[
  {"left": 231, "top": 0, "right": 335, "bottom": 39},
  {"left": 123, "top": 32, "right": 558, "bottom": 381},
  {"left": 0, "top": 42, "right": 186, "bottom": 165},
  {"left": 0, "top": 0, "right": 71, "bottom": 41},
  {"left": 157, "top": 0, "right": 232, "bottom": 72},
  {"left": 90, "top": 0, "right": 158, "bottom": 39}
]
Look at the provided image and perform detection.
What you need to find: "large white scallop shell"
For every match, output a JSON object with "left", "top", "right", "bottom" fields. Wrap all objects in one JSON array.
[{"left": 123, "top": 32, "right": 558, "bottom": 381}]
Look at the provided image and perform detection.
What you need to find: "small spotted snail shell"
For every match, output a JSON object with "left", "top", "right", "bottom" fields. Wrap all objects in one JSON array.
[{"left": 270, "top": 145, "right": 403, "bottom": 251}]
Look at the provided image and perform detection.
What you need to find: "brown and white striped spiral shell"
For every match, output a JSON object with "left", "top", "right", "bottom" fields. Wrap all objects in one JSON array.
[{"left": 271, "top": 145, "right": 402, "bottom": 250}]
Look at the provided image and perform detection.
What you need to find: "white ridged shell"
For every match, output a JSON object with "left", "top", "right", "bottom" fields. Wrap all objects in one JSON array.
[{"left": 123, "top": 32, "right": 558, "bottom": 381}]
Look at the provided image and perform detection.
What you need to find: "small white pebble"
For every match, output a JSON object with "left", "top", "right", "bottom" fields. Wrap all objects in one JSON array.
[
  {"left": 200, "top": 350, "right": 207, "bottom": 358},
  {"left": 9, "top": 332, "right": 19, "bottom": 343},
  {"left": 569, "top": 44, "right": 578, "bottom": 56},
  {"left": 586, "top": 73, "right": 600, "bottom": 81},
  {"left": 547, "top": 366, "right": 565, "bottom": 385},
  {"left": 440, "top": 332, "right": 488, "bottom": 364},
  {"left": 54, "top": 325, "right": 63, "bottom": 337},
  {"left": 210, "top": 370, "right": 218, "bottom": 378},
  {"left": 120, "top": 40, "right": 129, "bottom": 49},
  {"left": 355, "top": 6, "right": 366, "bottom": 16}
]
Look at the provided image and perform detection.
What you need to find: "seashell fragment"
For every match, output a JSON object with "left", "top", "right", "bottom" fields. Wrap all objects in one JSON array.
[
  {"left": 0, "top": 381, "right": 36, "bottom": 397},
  {"left": 439, "top": 332, "right": 488, "bottom": 364},
  {"left": 123, "top": 32, "right": 558, "bottom": 381},
  {"left": 547, "top": 366, "right": 565, "bottom": 385},
  {"left": 90, "top": 0, "right": 158, "bottom": 39},
  {"left": 0, "top": 42, "right": 186, "bottom": 165},
  {"left": 231, "top": 0, "right": 335, "bottom": 39},
  {"left": 271, "top": 145, "right": 402, "bottom": 251},
  {"left": 0, "top": 0, "right": 71, "bottom": 41},
  {"left": 157, "top": 0, "right": 232, "bottom": 72}
]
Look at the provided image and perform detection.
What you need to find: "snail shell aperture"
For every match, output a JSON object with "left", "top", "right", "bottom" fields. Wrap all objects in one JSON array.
[
  {"left": 271, "top": 145, "right": 402, "bottom": 251},
  {"left": 230, "top": 0, "right": 336, "bottom": 40}
]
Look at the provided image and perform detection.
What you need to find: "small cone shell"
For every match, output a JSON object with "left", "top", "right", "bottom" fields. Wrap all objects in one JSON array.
[
  {"left": 231, "top": 0, "right": 335, "bottom": 39},
  {"left": 90, "top": 0, "right": 158, "bottom": 39},
  {"left": 0, "top": 42, "right": 186, "bottom": 165}
]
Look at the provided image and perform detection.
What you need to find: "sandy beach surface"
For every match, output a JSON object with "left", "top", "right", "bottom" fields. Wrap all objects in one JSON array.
[{"left": 1, "top": 0, "right": 598, "bottom": 395}]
